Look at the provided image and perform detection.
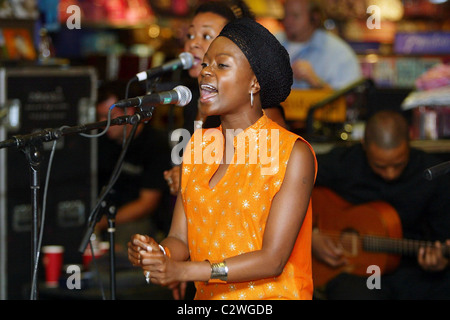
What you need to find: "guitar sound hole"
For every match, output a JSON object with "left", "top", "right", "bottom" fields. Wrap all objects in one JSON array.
[{"left": 340, "top": 228, "right": 360, "bottom": 256}]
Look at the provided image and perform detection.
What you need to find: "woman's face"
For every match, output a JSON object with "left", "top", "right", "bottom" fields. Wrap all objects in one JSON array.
[
  {"left": 184, "top": 12, "right": 229, "bottom": 78},
  {"left": 198, "top": 36, "right": 257, "bottom": 117}
]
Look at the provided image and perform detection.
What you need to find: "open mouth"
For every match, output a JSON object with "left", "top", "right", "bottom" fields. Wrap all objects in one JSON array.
[
  {"left": 193, "top": 56, "right": 202, "bottom": 66},
  {"left": 199, "top": 84, "right": 218, "bottom": 102}
]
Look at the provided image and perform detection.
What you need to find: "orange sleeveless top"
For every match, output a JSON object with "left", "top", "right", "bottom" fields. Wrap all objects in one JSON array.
[{"left": 181, "top": 114, "right": 317, "bottom": 300}]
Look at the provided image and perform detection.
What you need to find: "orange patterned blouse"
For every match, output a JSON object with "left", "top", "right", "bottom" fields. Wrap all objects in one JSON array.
[{"left": 180, "top": 113, "right": 317, "bottom": 300}]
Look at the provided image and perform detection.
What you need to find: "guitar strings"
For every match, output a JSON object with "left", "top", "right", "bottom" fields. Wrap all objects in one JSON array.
[{"left": 317, "top": 231, "right": 449, "bottom": 256}]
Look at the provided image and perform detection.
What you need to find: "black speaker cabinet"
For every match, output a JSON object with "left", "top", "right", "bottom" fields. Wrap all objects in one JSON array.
[{"left": 0, "top": 66, "right": 97, "bottom": 299}]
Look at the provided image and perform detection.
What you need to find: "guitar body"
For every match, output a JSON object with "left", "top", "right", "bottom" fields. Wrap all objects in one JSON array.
[{"left": 311, "top": 187, "right": 403, "bottom": 288}]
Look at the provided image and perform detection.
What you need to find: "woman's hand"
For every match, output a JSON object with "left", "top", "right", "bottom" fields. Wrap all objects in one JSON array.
[
  {"left": 128, "top": 233, "right": 188, "bottom": 299},
  {"left": 127, "top": 234, "right": 159, "bottom": 267},
  {"left": 141, "top": 250, "right": 179, "bottom": 287},
  {"left": 164, "top": 166, "right": 181, "bottom": 195}
]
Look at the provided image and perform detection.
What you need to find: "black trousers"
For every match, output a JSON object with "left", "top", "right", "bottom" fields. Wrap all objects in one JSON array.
[{"left": 325, "top": 260, "right": 450, "bottom": 300}]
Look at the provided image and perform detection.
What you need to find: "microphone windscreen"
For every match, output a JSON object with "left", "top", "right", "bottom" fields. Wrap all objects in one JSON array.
[
  {"left": 179, "top": 52, "right": 194, "bottom": 70},
  {"left": 174, "top": 85, "right": 192, "bottom": 107}
]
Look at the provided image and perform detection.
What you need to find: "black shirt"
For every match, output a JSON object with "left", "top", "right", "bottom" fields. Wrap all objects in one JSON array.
[
  {"left": 97, "top": 125, "right": 171, "bottom": 208},
  {"left": 316, "top": 143, "right": 450, "bottom": 241}
]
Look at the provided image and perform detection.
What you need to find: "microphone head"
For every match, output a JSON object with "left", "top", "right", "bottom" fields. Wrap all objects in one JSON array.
[
  {"left": 173, "top": 85, "right": 192, "bottom": 107},
  {"left": 179, "top": 52, "right": 194, "bottom": 70}
]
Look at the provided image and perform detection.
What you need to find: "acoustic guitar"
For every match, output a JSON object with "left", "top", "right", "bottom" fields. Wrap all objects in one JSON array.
[{"left": 311, "top": 187, "right": 450, "bottom": 288}]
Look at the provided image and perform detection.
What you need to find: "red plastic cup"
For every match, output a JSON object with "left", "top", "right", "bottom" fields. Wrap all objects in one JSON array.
[
  {"left": 99, "top": 241, "right": 110, "bottom": 255},
  {"left": 82, "top": 245, "right": 102, "bottom": 270},
  {"left": 42, "top": 245, "right": 64, "bottom": 287}
]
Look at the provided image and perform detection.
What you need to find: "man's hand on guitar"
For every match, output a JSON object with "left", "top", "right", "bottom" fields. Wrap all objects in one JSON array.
[
  {"left": 312, "top": 231, "right": 348, "bottom": 268},
  {"left": 418, "top": 240, "right": 450, "bottom": 272}
]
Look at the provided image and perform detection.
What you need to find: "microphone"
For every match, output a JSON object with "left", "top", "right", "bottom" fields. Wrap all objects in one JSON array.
[
  {"left": 114, "top": 85, "right": 192, "bottom": 108},
  {"left": 134, "top": 52, "right": 194, "bottom": 81},
  {"left": 423, "top": 161, "right": 450, "bottom": 181}
]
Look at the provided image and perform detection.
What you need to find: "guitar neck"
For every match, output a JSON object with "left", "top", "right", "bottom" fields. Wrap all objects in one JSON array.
[{"left": 363, "top": 236, "right": 450, "bottom": 257}]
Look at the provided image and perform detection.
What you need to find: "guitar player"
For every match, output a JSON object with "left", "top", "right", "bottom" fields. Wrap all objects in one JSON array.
[{"left": 313, "top": 110, "right": 450, "bottom": 299}]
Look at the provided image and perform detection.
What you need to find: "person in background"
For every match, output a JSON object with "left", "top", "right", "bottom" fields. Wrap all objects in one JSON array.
[
  {"left": 164, "top": 0, "right": 287, "bottom": 196},
  {"left": 277, "top": 0, "right": 362, "bottom": 90},
  {"left": 313, "top": 110, "right": 450, "bottom": 299},
  {"left": 95, "top": 80, "right": 172, "bottom": 252},
  {"left": 128, "top": 18, "right": 317, "bottom": 300}
]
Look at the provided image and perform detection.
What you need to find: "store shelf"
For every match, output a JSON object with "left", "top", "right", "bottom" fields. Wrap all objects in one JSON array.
[{"left": 411, "top": 139, "right": 450, "bottom": 154}]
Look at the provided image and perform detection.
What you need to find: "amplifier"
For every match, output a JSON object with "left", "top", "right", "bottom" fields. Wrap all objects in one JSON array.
[{"left": 0, "top": 66, "right": 97, "bottom": 299}]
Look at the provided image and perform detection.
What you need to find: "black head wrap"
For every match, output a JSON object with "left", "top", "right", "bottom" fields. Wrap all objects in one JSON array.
[{"left": 218, "top": 18, "right": 293, "bottom": 108}]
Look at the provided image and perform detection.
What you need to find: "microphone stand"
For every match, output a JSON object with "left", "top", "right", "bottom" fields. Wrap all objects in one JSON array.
[
  {"left": 79, "top": 120, "right": 139, "bottom": 300},
  {"left": 0, "top": 128, "right": 65, "bottom": 300},
  {"left": 105, "top": 200, "right": 117, "bottom": 300},
  {"left": 0, "top": 108, "right": 154, "bottom": 300},
  {"left": 78, "top": 108, "right": 153, "bottom": 300},
  {"left": 423, "top": 161, "right": 450, "bottom": 181},
  {"left": 90, "top": 192, "right": 118, "bottom": 300}
]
